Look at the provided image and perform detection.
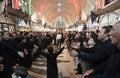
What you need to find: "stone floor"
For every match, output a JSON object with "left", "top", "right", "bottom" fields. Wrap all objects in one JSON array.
[{"left": 27, "top": 47, "right": 82, "bottom": 78}]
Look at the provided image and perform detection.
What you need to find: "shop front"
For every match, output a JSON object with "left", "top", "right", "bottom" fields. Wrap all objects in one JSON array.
[{"left": 0, "top": 14, "right": 16, "bottom": 32}]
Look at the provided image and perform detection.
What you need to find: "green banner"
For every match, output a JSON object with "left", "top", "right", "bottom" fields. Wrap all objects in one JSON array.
[
  {"left": 26, "top": 0, "right": 32, "bottom": 15},
  {"left": 55, "top": 20, "right": 59, "bottom": 28}
]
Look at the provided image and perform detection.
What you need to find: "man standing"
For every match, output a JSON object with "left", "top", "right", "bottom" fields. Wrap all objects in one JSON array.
[
  {"left": 104, "top": 21, "right": 120, "bottom": 78},
  {"left": 1, "top": 31, "right": 24, "bottom": 78},
  {"left": 81, "top": 26, "right": 115, "bottom": 78},
  {"left": 56, "top": 32, "right": 62, "bottom": 49}
]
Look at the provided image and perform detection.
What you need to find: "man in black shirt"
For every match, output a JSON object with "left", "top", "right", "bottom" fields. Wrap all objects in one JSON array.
[
  {"left": 1, "top": 31, "right": 24, "bottom": 78},
  {"left": 81, "top": 26, "right": 115, "bottom": 78},
  {"left": 104, "top": 21, "right": 120, "bottom": 78}
]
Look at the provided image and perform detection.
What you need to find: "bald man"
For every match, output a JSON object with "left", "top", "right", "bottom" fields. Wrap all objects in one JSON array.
[{"left": 104, "top": 21, "right": 120, "bottom": 78}]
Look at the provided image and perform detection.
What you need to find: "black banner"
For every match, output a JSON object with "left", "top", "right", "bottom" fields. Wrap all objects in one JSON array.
[
  {"left": 91, "top": 11, "right": 97, "bottom": 23},
  {"left": 0, "top": 0, "right": 4, "bottom": 2}
]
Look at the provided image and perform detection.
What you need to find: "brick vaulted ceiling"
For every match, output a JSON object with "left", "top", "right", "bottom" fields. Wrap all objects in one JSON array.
[{"left": 32, "top": 0, "right": 87, "bottom": 26}]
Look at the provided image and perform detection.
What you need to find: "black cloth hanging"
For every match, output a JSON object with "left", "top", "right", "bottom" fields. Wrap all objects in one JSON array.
[
  {"left": 91, "top": 11, "right": 97, "bottom": 23},
  {"left": 0, "top": 0, "right": 4, "bottom": 2}
]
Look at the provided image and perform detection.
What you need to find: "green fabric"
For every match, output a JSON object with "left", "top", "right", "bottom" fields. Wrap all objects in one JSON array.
[{"left": 28, "top": 0, "right": 32, "bottom": 15}]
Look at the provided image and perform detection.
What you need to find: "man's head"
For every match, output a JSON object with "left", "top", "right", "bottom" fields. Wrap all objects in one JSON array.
[
  {"left": 21, "top": 37, "right": 26, "bottom": 43},
  {"left": 47, "top": 45, "right": 53, "bottom": 53},
  {"left": 2, "top": 31, "right": 9, "bottom": 40},
  {"left": 109, "top": 21, "right": 120, "bottom": 47},
  {"left": 98, "top": 26, "right": 111, "bottom": 41}
]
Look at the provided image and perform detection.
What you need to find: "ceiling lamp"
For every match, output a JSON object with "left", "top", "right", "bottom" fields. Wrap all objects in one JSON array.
[
  {"left": 58, "top": 3, "right": 62, "bottom": 7},
  {"left": 58, "top": 9, "right": 61, "bottom": 12}
]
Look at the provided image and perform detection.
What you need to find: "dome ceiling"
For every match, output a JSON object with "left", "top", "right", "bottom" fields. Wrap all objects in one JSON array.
[{"left": 32, "top": 0, "right": 87, "bottom": 26}]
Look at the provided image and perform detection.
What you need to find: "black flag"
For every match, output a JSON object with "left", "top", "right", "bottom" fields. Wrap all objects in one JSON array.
[
  {"left": 2, "top": 0, "right": 8, "bottom": 17},
  {"left": 0, "top": 0, "right": 4, "bottom": 2},
  {"left": 91, "top": 11, "right": 97, "bottom": 23}
]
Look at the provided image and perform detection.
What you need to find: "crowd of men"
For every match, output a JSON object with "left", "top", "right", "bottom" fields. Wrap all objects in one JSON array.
[
  {"left": 70, "top": 21, "right": 120, "bottom": 78},
  {"left": 0, "top": 21, "right": 120, "bottom": 78}
]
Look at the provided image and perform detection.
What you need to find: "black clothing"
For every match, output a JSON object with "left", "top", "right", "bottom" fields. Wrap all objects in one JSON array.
[
  {"left": 93, "top": 39, "right": 115, "bottom": 74},
  {"left": 25, "top": 37, "right": 33, "bottom": 67},
  {"left": 18, "top": 42, "right": 32, "bottom": 68},
  {"left": 0, "top": 38, "right": 19, "bottom": 78},
  {"left": 104, "top": 47, "right": 120, "bottom": 78},
  {"left": 0, "top": 41, "right": 4, "bottom": 77},
  {"left": 41, "top": 36, "right": 48, "bottom": 49},
  {"left": 79, "top": 45, "right": 96, "bottom": 53},
  {"left": 76, "top": 63, "right": 82, "bottom": 74},
  {"left": 78, "top": 39, "right": 115, "bottom": 74},
  {"left": 40, "top": 47, "right": 64, "bottom": 78}
]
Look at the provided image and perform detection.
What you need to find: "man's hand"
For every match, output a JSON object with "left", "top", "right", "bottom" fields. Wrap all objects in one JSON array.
[
  {"left": 0, "top": 64, "right": 4, "bottom": 72},
  {"left": 82, "top": 69, "right": 94, "bottom": 78},
  {"left": 23, "top": 49, "right": 28, "bottom": 55},
  {"left": 62, "top": 44, "right": 66, "bottom": 48},
  {"left": 70, "top": 50, "right": 78, "bottom": 57},
  {"left": 34, "top": 45, "right": 38, "bottom": 49},
  {"left": 18, "top": 51, "right": 24, "bottom": 58},
  {"left": 83, "top": 41, "right": 87, "bottom": 47},
  {"left": 0, "top": 56, "right": 3, "bottom": 62}
]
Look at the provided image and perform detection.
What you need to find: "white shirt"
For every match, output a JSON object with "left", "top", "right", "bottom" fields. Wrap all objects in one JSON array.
[{"left": 56, "top": 34, "right": 62, "bottom": 40}]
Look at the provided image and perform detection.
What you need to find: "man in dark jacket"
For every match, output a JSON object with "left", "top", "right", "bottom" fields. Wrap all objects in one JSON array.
[
  {"left": 80, "top": 26, "right": 115, "bottom": 78},
  {"left": 104, "top": 21, "right": 120, "bottom": 78},
  {"left": 1, "top": 31, "right": 24, "bottom": 78},
  {"left": 0, "top": 32, "right": 4, "bottom": 76}
]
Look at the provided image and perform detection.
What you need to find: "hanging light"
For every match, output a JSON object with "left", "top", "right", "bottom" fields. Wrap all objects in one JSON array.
[
  {"left": 58, "top": 3, "right": 62, "bottom": 7},
  {"left": 58, "top": 9, "right": 61, "bottom": 12}
]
